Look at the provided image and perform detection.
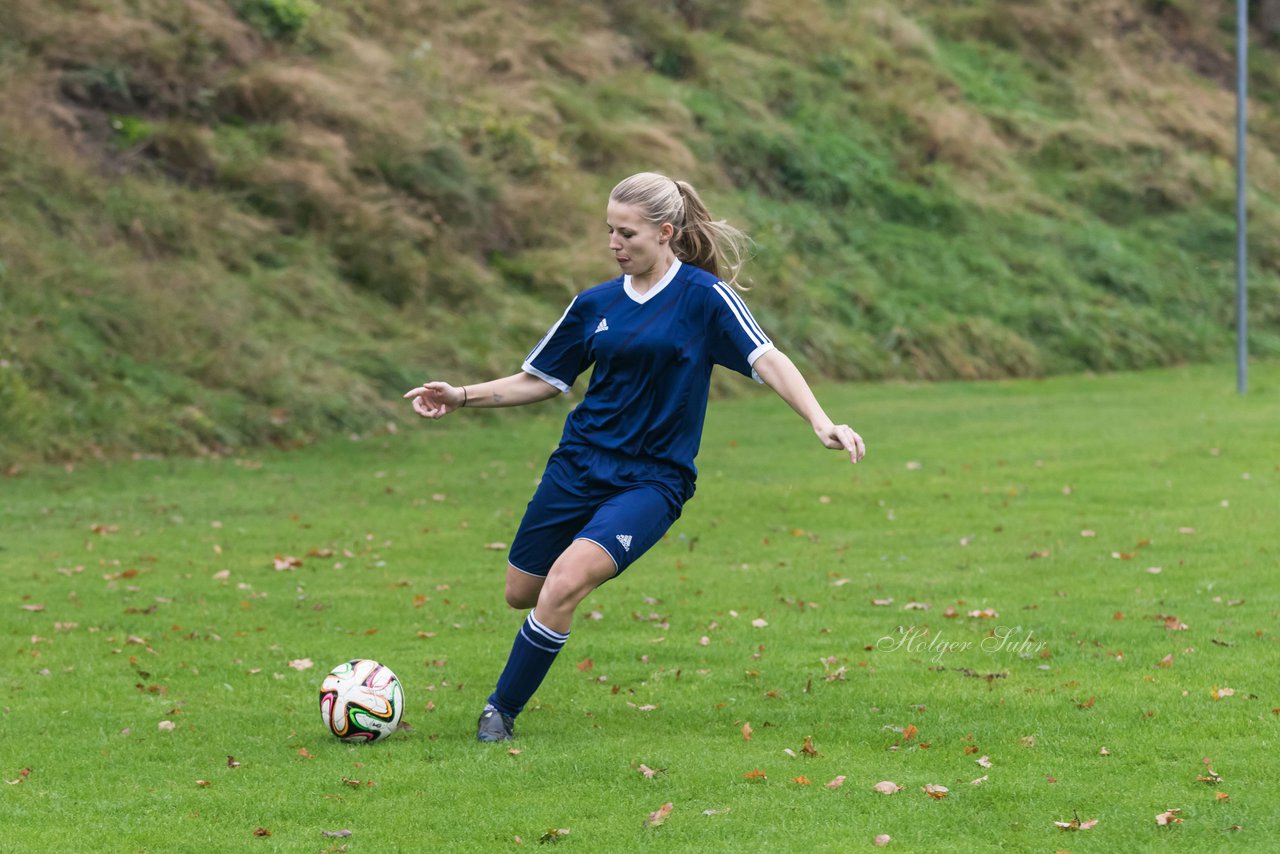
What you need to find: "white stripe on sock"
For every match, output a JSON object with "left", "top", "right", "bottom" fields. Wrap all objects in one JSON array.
[{"left": 525, "top": 611, "right": 569, "bottom": 647}]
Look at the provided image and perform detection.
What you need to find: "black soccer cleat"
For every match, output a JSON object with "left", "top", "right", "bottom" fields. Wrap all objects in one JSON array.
[{"left": 476, "top": 706, "right": 515, "bottom": 742}]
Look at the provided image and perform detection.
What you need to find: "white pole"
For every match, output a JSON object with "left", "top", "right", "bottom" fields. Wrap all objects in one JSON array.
[{"left": 1236, "top": 0, "right": 1248, "bottom": 394}]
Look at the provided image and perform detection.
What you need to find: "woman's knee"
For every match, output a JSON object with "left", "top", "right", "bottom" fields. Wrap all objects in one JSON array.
[
  {"left": 505, "top": 585, "right": 538, "bottom": 610},
  {"left": 540, "top": 543, "right": 616, "bottom": 606},
  {"left": 505, "top": 565, "right": 543, "bottom": 610}
]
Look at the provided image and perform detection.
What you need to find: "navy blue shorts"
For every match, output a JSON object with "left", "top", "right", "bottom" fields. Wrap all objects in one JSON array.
[{"left": 508, "top": 444, "right": 692, "bottom": 577}]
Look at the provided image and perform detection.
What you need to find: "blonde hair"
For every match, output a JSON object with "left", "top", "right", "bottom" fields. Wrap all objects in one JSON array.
[{"left": 609, "top": 172, "right": 752, "bottom": 287}]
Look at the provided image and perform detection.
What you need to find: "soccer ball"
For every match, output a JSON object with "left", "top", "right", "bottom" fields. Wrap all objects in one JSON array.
[{"left": 319, "top": 659, "right": 404, "bottom": 742}]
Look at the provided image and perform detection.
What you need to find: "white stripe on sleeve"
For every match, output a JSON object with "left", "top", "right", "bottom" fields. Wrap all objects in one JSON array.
[
  {"left": 521, "top": 296, "right": 578, "bottom": 394},
  {"left": 522, "top": 362, "right": 571, "bottom": 393},
  {"left": 747, "top": 342, "right": 776, "bottom": 384},
  {"left": 715, "top": 282, "right": 771, "bottom": 344},
  {"left": 712, "top": 281, "right": 770, "bottom": 349}
]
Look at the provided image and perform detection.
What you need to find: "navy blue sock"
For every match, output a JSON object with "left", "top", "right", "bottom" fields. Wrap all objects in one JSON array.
[{"left": 488, "top": 610, "right": 570, "bottom": 718}]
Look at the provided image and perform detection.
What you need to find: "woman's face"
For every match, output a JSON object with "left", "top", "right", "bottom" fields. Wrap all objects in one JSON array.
[{"left": 606, "top": 200, "right": 673, "bottom": 280}]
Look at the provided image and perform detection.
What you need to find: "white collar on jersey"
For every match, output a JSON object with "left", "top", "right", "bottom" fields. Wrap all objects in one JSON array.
[{"left": 623, "top": 259, "right": 682, "bottom": 305}]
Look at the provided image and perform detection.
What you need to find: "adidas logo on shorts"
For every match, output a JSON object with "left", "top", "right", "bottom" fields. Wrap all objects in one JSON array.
[{"left": 615, "top": 534, "right": 633, "bottom": 552}]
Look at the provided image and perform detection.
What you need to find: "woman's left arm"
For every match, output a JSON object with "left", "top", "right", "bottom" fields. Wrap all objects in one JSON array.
[{"left": 752, "top": 349, "right": 866, "bottom": 464}]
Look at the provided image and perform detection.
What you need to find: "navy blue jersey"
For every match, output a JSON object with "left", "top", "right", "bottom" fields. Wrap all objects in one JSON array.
[{"left": 522, "top": 261, "right": 775, "bottom": 480}]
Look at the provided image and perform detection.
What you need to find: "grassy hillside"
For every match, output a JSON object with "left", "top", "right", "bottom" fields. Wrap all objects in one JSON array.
[{"left": 1, "top": 0, "right": 1279, "bottom": 465}]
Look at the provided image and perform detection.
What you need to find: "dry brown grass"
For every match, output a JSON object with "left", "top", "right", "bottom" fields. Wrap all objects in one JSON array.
[{"left": 858, "top": 4, "right": 938, "bottom": 59}]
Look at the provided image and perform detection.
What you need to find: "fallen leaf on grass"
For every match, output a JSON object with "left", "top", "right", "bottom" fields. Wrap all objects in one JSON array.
[
  {"left": 4, "top": 768, "right": 32, "bottom": 785},
  {"left": 801, "top": 735, "right": 819, "bottom": 757},
  {"left": 702, "top": 808, "right": 731, "bottom": 816},
  {"left": 923, "top": 784, "right": 949, "bottom": 799},
  {"left": 158, "top": 721, "right": 176, "bottom": 731},
  {"left": 1155, "top": 808, "right": 1183, "bottom": 826},
  {"left": 1157, "top": 654, "right": 1174, "bottom": 669},
  {"left": 227, "top": 755, "right": 241, "bottom": 769},
  {"left": 287, "top": 658, "right": 314, "bottom": 671},
  {"left": 321, "top": 830, "right": 352, "bottom": 838},
  {"left": 743, "top": 769, "right": 767, "bottom": 780},
  {"left": 1054, "top": 816, "right": 1099, "bottom": 830},
  {"left": 297, "top": 748, "right": 314, "bottom": 759},
  {"left": 195, "top": 779, "right": 210, "bottom": 787},
  {"left": 751, "top": 618, "right": 768, "bottom": 628},
  {"left": 874, "top": 834, "right": 891, "bottom": 846},
  {"left": 643, "top": 803, "right": 673, "bottom": 828},
  {"left": 1217, "top": 792, "right": 1230, "bottom": 802},
  {"left": 1197, "top": 770, "right": 1224, "bottom": 784},
  {"left": 742, "top": 722, "right": 753, "bottom": 741},
  {"left": 970, "top": 775, "right": 988, "bottom": 786},
  {"left": 253, "top": 827, "right": 271, "bottom": 837},
  {"left": 272, "top": 555, "right": 302, "bottom": 571},
  {"left": 792, "top": 776, "right": 811, "bottom": 785},
  {"left": 976, "top": 755, "right": 992, "bottom": 768},
  {"left": 637, "top": 764, "right": 664, "bottom": 779},
  {"left": 873, "top": 781, "right": 903, "bottom": 795},
  {"left": 576, "top": 658, "right": 593, "bottom": 672},
  {"left": 826, "top": 776, "right": 846, "bottom": 790},
  {"left": 538, "top": 827, "right": 570, "bottom": 843},
  {"left": 1211, "top": 687, "right": 1235, "bottom": 700}
]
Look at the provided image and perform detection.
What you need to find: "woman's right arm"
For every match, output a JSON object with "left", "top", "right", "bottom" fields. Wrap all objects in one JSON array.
[{"left": 402, "top": 372, "right": 561, "bottom": 420}]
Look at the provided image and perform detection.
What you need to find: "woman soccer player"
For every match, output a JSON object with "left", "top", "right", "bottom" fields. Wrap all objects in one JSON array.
[{"left": 403, "top": 172, "right": 865, "bottom": 742}]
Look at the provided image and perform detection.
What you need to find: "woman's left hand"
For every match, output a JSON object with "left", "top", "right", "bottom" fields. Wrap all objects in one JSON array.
[{"left": 818, "top": 423, "right": 865, "bottom": 463}]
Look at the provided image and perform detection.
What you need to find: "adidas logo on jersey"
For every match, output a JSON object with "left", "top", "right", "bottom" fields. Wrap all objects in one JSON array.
[
  {"left": 615, "top": 534, "right": 633, "bottom": 552},
  {"left": 594, "top": 317, "right": 609, "bottom": 334}
]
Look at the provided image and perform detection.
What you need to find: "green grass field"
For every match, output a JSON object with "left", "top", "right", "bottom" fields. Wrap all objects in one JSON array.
[{"left": 3, "top": 364, "right": 1278, "bottom": 852}]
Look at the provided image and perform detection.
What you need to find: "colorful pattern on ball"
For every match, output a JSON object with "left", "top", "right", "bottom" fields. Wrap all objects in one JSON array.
[{"left": 319, "top": 659, "right": 404, "bottom": 742}]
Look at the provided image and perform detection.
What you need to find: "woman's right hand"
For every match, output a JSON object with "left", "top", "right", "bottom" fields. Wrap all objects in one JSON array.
[{"left": 402, "top": 381, "right": 464, "bottom": 419}]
